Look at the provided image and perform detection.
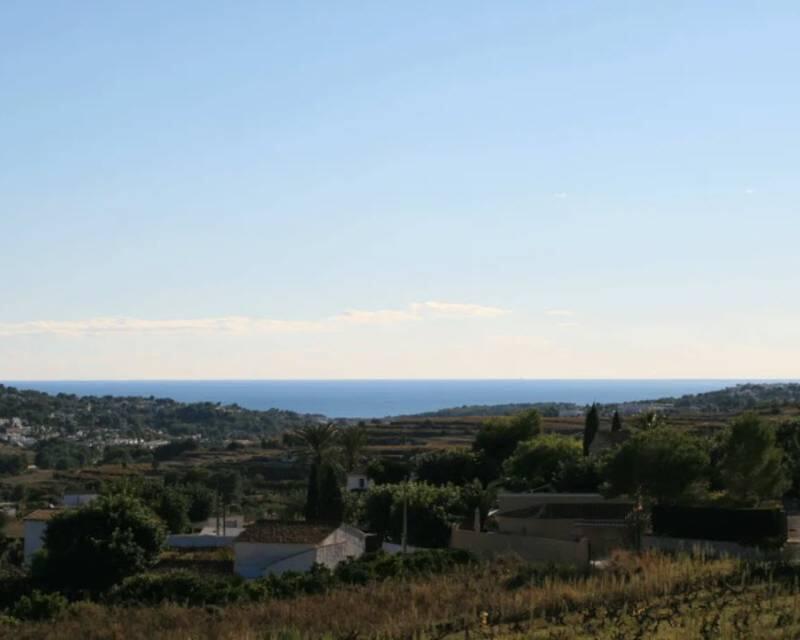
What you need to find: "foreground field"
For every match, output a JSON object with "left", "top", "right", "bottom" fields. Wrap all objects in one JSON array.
[{"left": 6, "top": 552, "right": 800, "bottom": 639}]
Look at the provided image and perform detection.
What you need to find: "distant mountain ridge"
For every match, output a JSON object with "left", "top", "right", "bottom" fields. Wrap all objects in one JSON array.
[{"left": 407, "top": 383, "right": 800, "bottom": 418}]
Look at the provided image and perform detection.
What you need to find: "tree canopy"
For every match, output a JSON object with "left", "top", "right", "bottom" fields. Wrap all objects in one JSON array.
[
  {"left": 34, "top": 494, "right": 165, "bottom": 593},
  {"left": 473, "top": 409, "right": 542, "bottom": 470},
  {"left": 583, "top": 404, "right": 600, "bottom": 456},
  {"left": 603, "top": 428, "right": 710, "bottom": 503},
  {"left": 503, "top": 434, "right": 582, "bottom": 490},
  {"left": 720, "top": 413, "right": 789, "bottom": 506}
]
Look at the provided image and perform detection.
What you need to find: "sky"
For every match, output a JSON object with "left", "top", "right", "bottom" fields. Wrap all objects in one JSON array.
[{"left": 1, "top": 1, "right": 799, "bottom": 380}]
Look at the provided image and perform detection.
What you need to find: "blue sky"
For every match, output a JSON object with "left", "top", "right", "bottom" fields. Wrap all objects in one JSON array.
[{"left": 2, "top": 2, "right": 799, "bottom": 379}]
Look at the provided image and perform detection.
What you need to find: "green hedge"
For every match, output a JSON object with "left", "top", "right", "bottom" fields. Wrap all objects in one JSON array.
[
  {"left": 651, "top": 505, "right": 787, "bottom": 546},
  {"left": 107, "top": 549, "right": 474, "bottom": 607}
]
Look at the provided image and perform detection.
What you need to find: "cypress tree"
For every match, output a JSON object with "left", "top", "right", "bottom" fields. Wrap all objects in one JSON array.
[
  {"left": 611, "top": 410, "right": 623, "bottom": 433},
  {"left": 304, "top": 462, "right": 320, "bottom": 521},
  {"left": 317, "top": 463, "right": 344, "bottom": 522},
  {"left": 583, "top": 404, "right": 600, "bottom": 456}
]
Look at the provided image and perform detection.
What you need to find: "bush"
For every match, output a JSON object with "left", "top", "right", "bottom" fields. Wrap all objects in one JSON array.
[
  {"left": 108, "top": 571, "right": 243, "bottom": 607},
  {"left": 651, "top": 505, "right": 787, "bottom": 546},
  {"left": 603, "top": 428, "right": 710, "bottom": 503},
  {"left": 106, "top": 549, "right": 473, "bottom": 607},
  {"left": 414, "top": 449, "right": 494, "bottom": 486},
  {"left": 361, "top": 483, "right": 467, "bottom": 547},
  {"left": 34, "top": 494, "right": 165, "bottom": 593},
  {"left": 474, "top": 409, "right": 542, "bottom": 470},
  {"left": 503, "top": 434, "right": 582, "bottom": 490},
  {"left": 10, "top": 590, "right": 67, "bottom": 621}
]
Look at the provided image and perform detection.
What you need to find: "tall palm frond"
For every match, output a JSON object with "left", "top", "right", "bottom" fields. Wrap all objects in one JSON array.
[{"left": 292, "top": 422, "right": 340, "bottom": 466}]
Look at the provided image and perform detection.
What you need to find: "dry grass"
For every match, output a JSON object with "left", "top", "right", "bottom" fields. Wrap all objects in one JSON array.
[{"left": 1, "top": 552, "right": 747, "bottom": 640}]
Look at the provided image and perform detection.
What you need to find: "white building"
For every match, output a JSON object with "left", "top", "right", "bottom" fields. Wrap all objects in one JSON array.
[
  {"left": 23, "top": 509, "right": 64, "bottom": 563},
  {"left": 346, "top": 472, "right": 372, "bottom": 492},
  {"left": 62, "top": 493, "right": 99, "bottom": 507},
  {"left": 233, "top": 521, "right": 366, "bottom": 579}
]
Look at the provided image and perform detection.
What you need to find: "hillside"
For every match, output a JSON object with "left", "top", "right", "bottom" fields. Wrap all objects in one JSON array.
[
  {"left": 0, "top": 384, "right": 312, "bottom": 442},
  {"left": 410, "top": 382, "right": 800, "bottom": 418}
]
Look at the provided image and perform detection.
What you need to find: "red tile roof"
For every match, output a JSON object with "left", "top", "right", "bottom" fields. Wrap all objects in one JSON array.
[
  {"left": 236, "top": 520, "right": 339, "bottom": 544},
  {"left": 23, "top": 508, "right": 64, "bottom": 522}
]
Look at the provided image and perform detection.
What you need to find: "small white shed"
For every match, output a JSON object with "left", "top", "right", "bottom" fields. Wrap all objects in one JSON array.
[
  {"left": 62, "top": 493, "right": 99, "bottom": 508},
  {"left": 346, "top": 472, "right": 372, "bottom": 492},
  {"left": 233, "top": 521, "right": 366, "bottom": 579},
  {"left": 23, "top": 509, "right": 64, "bottom": 563}
]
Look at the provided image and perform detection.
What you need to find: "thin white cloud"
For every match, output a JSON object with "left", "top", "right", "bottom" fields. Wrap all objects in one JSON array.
[
  {"left": 545, "top": 309, "right": 575, "bottom": 317},
  {"left": 411, "top": 301, "right": 509, "bottom": 318},
  {"left": 0, "top": 301, "right": 510, "bottom": 337}
]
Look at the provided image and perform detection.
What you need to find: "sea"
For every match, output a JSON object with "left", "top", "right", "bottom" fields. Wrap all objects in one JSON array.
[{"left": 0, "top": 379, "right": 770, "bottom": 419}]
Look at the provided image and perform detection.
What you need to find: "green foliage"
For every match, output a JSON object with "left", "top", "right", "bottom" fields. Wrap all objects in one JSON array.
[
  {"left": 184, "top": 483, "right": 215, "bottom": 523},
  {"left": 583, "top": 404, "right": 600, "bottom": 456},
  {"left": 106, "top": 549, "right": 473, "bottom": 608},
  {"left": 651, "top": 505, "right": 787, "bottom": 547},
  {"left": 317, "top": 464, "right": 344, "bottom": 522},
  {"left": 0, "top": 384, "right": 307, "bottom": 441},
  {"left": 413, "top": 448, "right": 493, "bottom": 486},
  {"left": 339, "top": 425, "right": 368, "bottom": 472},
  {"left": 153, "top": 439, "right": 198, "bottom": 462},
  {"left": 153, "top": 488, "right": 190, "bottom": 534},
  {"left": 611, "top": 410, "right": 623, "bottom": 433},
  {"left": 776, "top": 419, "right": 800, "bottom": 497},
  {"left": 473, "top": 409, "right": 542, "bottom": 469},
  {"left": 34, "top": 440, "right": 92, "bottom": 470},
  {"left": 366, "top": 458, "right": 411, "bottom": 485},
  {"left": 35, "top": 494, "right": 165, "bottom": 593},
  {"left": 720, "top": 413, "right": 790, "bottom": 506},
  {"left": 292, "top": 423, "right": 339, "bottom": 465},
  {"left": 603, "top": 427, "right": 710, "bottom": 503},
  {"left": 503, "top": 434, "right": 582, "bottom": 490},
  {"left": 304, "top": 463, "right": 320, "bottom": 521},
  {"left": 631, "top": 411, "right": 667, "bottom": 431},
  {"left": 0, "top": 453, "right": 26, "bottom": 476},
  {"left": 552, "top": 454, "right": 604, "bottom": 492},
  {"left": 10, "top": 590, "right": 67, "bottom": 621},
  {"left": 108, "top": 571, "right": 244, "bottom": 607},
  {"left": 361, "top": 483, "right": 468, "bottom": 547}
]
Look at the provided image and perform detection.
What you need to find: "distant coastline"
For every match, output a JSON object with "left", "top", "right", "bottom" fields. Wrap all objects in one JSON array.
[{"left": 2, "top": 379, "right": 784, "bottom": 419}]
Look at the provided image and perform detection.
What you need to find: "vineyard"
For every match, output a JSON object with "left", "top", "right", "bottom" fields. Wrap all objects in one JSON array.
[{"left": 5, "top": 552, "right": 800, "bottom": 639}]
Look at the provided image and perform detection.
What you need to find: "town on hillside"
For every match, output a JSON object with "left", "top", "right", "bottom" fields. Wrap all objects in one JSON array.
[{"left": 2, "top": 384, "right": 800, "bottom": 636}]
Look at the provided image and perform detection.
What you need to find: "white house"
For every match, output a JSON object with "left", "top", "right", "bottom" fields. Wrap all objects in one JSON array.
[
  {"left": 23, "top": 509, "right": 64, "bottom": 563},
  {"left": 346, "top": 472, "right": 372, "bottom": 492},
  {"left": 233, "top": 521, "right": 366, "bottom": 579},
  {"left": 62, "top": 493, "right": 99, "bottom": 508}
]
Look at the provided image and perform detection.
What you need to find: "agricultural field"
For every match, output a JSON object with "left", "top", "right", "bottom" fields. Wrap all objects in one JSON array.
[{"left": 4, "top": 551, "right": 800, "bottom": 639}]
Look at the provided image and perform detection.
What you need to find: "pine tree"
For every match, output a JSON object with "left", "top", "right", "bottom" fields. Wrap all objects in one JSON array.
[
  {"left": 583, "top": 404, "right": 600, "bottom": 456},
  {"left": 611, "top": 410, "right": 623, "bottom": 433},
  {"left": 317, "top": 463, "right": 344, "bottom": 522},
  {"left": 304, "top": 462, "right": 320, "bottom": 521}
]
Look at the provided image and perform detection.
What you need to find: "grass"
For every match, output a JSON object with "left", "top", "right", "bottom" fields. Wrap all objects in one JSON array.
[{"left": 1, "top": 551, "right": 776, "bottom": 640}]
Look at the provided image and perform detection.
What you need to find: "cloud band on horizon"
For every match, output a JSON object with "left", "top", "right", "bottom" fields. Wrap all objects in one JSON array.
[{"left": 0, "top": 301, "right": 510, "bottom": 337}]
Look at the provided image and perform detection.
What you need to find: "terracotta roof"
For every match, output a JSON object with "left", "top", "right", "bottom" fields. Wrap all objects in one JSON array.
[
  {"left": 236, "top": 520, "right": 339, "bottom": 544},
  {"left": 23, "top": 508, "right": 64, "bottom": 522}
]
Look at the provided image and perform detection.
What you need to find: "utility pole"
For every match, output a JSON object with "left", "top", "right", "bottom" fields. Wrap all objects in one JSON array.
[{"left": 401, "top": 490, "right": 408, "bottom": 553}]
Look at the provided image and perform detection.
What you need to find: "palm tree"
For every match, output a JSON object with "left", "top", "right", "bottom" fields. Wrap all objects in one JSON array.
[
  {"left": 339, "top": 425, "right": 368, "bottom": 472},
  {"left": 293, "top": 422, "right": 340, "bottom": 466},
  {"left": 293, "top": 422, "right": 340, "bottom": 521}
]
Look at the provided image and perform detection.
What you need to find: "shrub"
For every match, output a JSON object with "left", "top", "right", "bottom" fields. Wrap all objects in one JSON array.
[
  {"left": 651, "top": 504, "right": 787, "bottom": 546},
  {"left": 10, "top": 590, "right": 67, "bottom": 621},
  {"left": 503, "top": 434, "right": 582, "bottom": 489},
  {"left": 108, "top": 571, "right": 243, "bottom": 607},
  {"left": 34, "top": 494, "right": 165, "bottom": 593}
]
